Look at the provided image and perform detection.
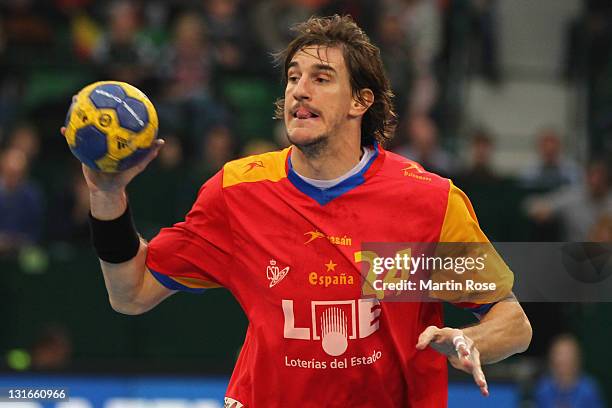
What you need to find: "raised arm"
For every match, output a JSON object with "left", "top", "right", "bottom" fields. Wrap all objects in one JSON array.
[
  {"left": 63, "top": 127, "right": 174, "bottom": 315},
  {"left": 91, "top": 187, "right": 175, "bottom": 315}
]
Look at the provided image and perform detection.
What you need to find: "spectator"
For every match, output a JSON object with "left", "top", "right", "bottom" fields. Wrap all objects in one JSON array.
[
  {"left": 317, "top": 0, "right": 381, "bottom": 35},
  {"left": 535, "top": 333, "right": 603, "bottom": 408},
  {"left": 458, "top": 127, "right": 500, "bottom": 184},
  {"left": 6, "top": 122, "right": 57, "bottom": 200},
  {"left": 0, "top": 148, "right": 44, "bottom": 254},
  {"left": 176, "top": 125, "right": 236, "bottom": 217},
  {"left": 455, "top": 127, "right": 513, "bottom": 241},
  {"left": 7, "top": 123, "right": 40, "bottom": 160},
  {"left": 520, "top": 128, "right": 582, "bottom": 191},
  {"left": 395, "top": 114, "right": 456, "bottom": 177},
  {"left": 565, "top": 0, "right": 612, "bottom": 157},
  {"left": 54, "top": 0, "right": 101, "bottom": 61},
  {"left": 160, "top": 12, "right": 212, "bottom": 100},
  {"left": 525, "top": 160, "right": 612, "bottom": 241},
  {"left": 202, "top": 0, "right": 256, "bottom": 73},
  {"left": 389, "top": 0, "right": 441, "bottom": 115},
  {"left": 129, "top": 135, "right": 188, "bottom": 238},
  {"left": 0, "top": 0, "right": 55, "bottom": 50},
  {"left": 375, "top": 12, "right": 413, "bottom": 116},
  {"left": 468, "top": 0, "right": 501, "bottom": 83},
  {"left": 47, "top": 167, "right": 90, "bottom": 245},
  {"left": 157, "top": 11, "right": 227, "bottom": 146},
  {"left": 564, "top": 0, "right": 612, "bottom": 84},
  {"left": 92, "top": 0, "right": 157, "bottom": 86},
  {"left": 30, "top": 324, "right": 72, "bottom": 371},
  {"left": 5, "top": 122, "right": 47, "bottom": 183},
  {"left": 252, "top": 0, "right": 313, "bottom": 53},
  {"left": 200, "top": 125, "right": 236, "bottom": 177}
]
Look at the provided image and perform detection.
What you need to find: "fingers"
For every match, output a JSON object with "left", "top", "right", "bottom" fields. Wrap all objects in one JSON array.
[
  {"left": 453, "top": 335, "right": 469, "bottom": 358},
  {"left": 149, "top": 138, "right": 165, "bottom": 160},
  {"left": 153, "top": 138, "right": 166, "bottom": 149},
  {"left": 470, "top": 349, "right": 488, "bottom": 397},
  {"left": 416, "top": 327, "right": 463, "bottom": 355},
  {"left": 415, "top": 326, "right": 439, "bottom": 350},
  {"left": 133, "top": 139, "right": 165, "bottom": 173},
  {"left": 419, "top": 328, "right": 489, "bottom": 397},
  {"left": 456, "top": 338, "right": 488, "bottom": 397}
]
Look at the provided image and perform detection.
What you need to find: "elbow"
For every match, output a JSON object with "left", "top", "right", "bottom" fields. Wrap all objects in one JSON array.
[
  {"left": 516, "top": 313, "right": 533, "bottom": 353},
  {"left": 109, "top": 296, "right": 149, "bottom": 316}
]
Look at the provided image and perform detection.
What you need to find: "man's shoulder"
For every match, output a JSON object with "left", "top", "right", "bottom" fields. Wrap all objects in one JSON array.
[
  {"left": 222, "top": 148, "right": 290, "bottom": 188},
  {"left": 380, "top": 149, "right": 451, "bottom": 193}
]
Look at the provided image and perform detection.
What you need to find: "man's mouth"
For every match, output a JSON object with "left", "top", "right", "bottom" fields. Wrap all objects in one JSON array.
[{"left": 292, "top": 107, "right": 320, "bottom": 120}]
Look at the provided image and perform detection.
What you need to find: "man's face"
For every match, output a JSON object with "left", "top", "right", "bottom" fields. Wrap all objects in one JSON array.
[
  {"left": 550, "top": 339, "right": 580, "bottom": 382},
  {"left": 473, "top": 139, "right": 492, "bottom": 165},
  {"left": 284, "top": 45, "right": 354, "bottom": 150},
  {"left": 586, "top": 162, "right": 609, "bottom": 196},
  {"left": 538, "top": 132, "right": 561, "bottom": 165}
]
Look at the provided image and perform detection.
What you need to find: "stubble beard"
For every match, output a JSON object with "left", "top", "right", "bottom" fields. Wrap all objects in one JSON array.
[
  {"left": 288, "top": 132, "right": 329, "bottom": 159},
  {"left": 287, "top": 117, "right": 344, "bottom": 160}
]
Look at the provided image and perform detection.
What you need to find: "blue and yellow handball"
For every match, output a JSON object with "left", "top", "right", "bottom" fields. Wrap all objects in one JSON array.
[{"left": 63, "top": 81, "right": 158, "bottom": 172}]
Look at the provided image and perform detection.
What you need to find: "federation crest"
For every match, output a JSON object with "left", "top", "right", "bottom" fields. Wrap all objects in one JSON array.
[{"left": 267, "top": 260, "right": 290, "bottom": 288}]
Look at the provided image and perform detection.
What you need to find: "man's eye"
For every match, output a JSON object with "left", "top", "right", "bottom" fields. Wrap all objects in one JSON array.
[
  {"left": 288, "top": 76, "right": 299, "bottom": 83},
  {"left": 316, "top": 77, "right": 329, "bottom": 83}
]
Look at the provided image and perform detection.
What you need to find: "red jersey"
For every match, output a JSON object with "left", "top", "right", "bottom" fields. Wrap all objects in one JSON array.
[{"left": 146, "top": 145, "right": 510, "bottom": 407}]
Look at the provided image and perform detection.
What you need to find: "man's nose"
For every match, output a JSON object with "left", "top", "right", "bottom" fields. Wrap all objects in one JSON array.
[{"left": 292, "top": 76, "right": 311, "bottom": 101}]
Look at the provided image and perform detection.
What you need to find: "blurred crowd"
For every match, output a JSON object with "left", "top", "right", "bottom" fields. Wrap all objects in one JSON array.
[
  {"left": 0, "top": 0, "right": 487, "bottom": 249},
  {"left": 0, "top": 0, "right": 609, "bottom": 254},
  {"left": 0, "top": 0, "right": 612, "bottom": 245}
]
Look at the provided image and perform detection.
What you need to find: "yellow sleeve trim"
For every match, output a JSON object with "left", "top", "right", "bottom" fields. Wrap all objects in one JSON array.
[
  {"left": 433, "top": 181, "right": 514, "bottom": 303},
  {"left": 173, "top": 276, "right": 222, "bottom": 289},
  {"left": 222, "top": 148, "right": 290, "bottom": 188},
  {"left": 439, "top": 181, "right": 488, "bottom": 243}
]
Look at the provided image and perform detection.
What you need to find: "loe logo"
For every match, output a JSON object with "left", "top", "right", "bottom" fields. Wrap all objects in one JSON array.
[{"left": 282, "top": 299, "right": 381, "bottom": 356}]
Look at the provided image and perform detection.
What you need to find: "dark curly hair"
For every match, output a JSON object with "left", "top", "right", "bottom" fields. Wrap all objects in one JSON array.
[{"left": 274, "top": 15, "right": 397, "bottom": 146}]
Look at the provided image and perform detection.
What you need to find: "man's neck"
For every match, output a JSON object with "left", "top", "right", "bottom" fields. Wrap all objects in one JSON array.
[{"left": 291, "top": 136, "right": 363, "bottom": 180}]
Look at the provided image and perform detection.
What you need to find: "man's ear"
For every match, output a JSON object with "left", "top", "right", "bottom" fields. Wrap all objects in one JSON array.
[{"left": 349, "top": 88, "right": 374, "bottom": 117}]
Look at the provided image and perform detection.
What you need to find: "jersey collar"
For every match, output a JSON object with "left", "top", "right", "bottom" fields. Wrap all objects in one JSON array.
[{"left": 286, "top": 143, "right": 384, "bottom": 205}]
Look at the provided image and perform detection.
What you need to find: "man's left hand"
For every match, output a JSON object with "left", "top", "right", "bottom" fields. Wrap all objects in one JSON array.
[{"left": 416, "top": 326, "right": 489, "bottom": 397}]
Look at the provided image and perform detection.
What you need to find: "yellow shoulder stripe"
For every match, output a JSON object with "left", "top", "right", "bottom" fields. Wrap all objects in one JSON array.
[
  {"left": 223, "top": 148, "right": 289, "bottom": 188},
  {"left": 439, "top": 181, "right": 487, "bottom": 243},
  {"left": 434, "top": 181, "right": 514, "bottom": 303}
]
